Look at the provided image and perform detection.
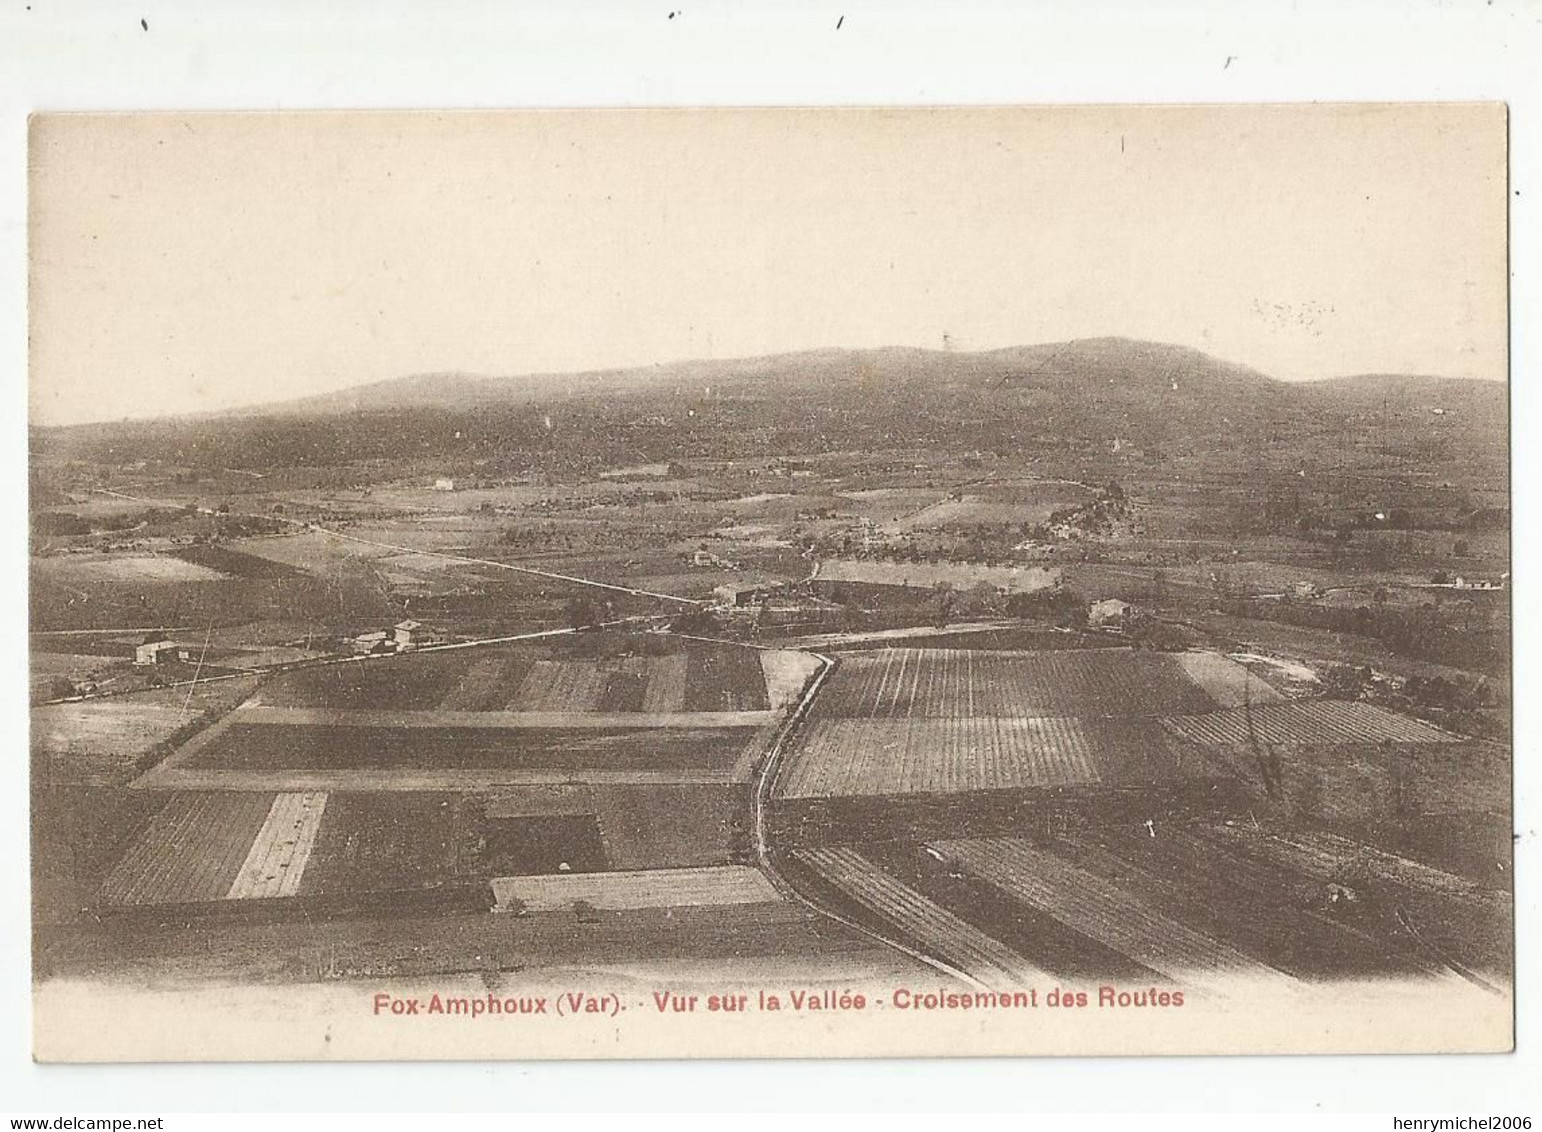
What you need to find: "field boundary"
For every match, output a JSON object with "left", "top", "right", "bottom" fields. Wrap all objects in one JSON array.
[
  {"left": 132, "top": 766, "right": 746, "bottom": 792},
  {"left": 233, "top": 706, "right": 777, "bottom": 730}
]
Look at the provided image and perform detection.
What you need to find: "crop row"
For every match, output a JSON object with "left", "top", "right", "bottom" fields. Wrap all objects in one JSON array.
[
  {"left": 808, "top": 648, "right": 1218, "bottom": 721},
  {"left": 1158, "top": 700, "right": 1452, "bottom": 746},
  {"left": 928, "top": 837, "right": 1284, "bottom": 982},
  {"left": 791, "top": 846, "right": 1032, "bottom": 989},
  {"left": 778, "top": 715, "right": 1228, "bottom": 799},
  {"left": 98, "top": 792, "right": 274, "bottom": 905},
  {"left": 258, "top": 643, "right": 772, "bottom": 716},
  {"left": 1055, "top": 824, "right": 1437, "bottom": 979}
]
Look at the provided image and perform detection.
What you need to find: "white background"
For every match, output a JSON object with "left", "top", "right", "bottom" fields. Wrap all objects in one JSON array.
[{"left": 0, "top": 0, "right": 1537, "bottom": 1114}]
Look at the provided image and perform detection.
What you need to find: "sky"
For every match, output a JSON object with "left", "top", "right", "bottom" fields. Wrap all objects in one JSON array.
[{"left": 27, "top": 104, "right": 1508, "bottom": 426}]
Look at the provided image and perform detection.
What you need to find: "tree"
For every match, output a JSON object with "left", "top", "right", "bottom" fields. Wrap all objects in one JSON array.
[
  {"left": 930, "top": 582, "right": 956, "bottom": 628},
  {"left": 564, "top": 596, "right": 600, "bottom": 630},
  {"left": 1322, "top": 664, "right": 1369, "bottom": 700}
]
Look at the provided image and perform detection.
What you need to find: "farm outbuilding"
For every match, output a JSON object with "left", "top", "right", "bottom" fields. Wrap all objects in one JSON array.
[{"left": 134, "top": 635, "right": 190, "bottom": 666}]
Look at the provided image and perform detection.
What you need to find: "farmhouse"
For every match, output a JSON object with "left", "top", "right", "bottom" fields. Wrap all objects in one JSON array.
[
  {"left": 350, "top": 630, "right": 392, "bottom": 655},
  {"left": 599, "top": 462, "right": 672, "bottom": 480},
  {"left": 1087, "top": 598, "right": 1133, "bottom": 629},
  {"left": 392, "top": 620, "right": 422, "bottom": 650},
  {"left": 432, "top": 477, "right": 457, "bottom": 492},
  {"left": 1453, "top": 575, "right": 1506, "bottom": 591},
  {"left": 134, "top": 635, "right": 190, "bottom": 666},
  {"left": 713, "top": 582, "right": 779, "bottom": 609}
]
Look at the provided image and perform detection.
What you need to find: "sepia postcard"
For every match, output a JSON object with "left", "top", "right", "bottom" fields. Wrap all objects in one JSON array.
[{"left": 26, "top": 105, "right": 1512, "bottom": 1062}]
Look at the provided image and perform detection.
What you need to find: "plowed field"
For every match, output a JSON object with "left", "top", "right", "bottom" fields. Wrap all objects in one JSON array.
[
  {"left": 98, "top": 793, "right": 274, "bottom": 905},
  {"left": 808, "top": 648, "right": 1220, "bottom": 720}
]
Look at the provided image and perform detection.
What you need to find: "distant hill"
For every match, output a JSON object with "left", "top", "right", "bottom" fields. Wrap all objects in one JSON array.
[
  {"left": 218, "top": 338, "right": 1283, "bottom": 418},
  {"left": 30, "top": 338, "right": 1506, "bottom": 475}
]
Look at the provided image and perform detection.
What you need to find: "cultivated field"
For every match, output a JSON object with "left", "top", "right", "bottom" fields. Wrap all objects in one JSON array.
[
  {"left": 254, "top": 637, "right": 786, "bottom": 715},
  {"left": 778, "top": 646, "right": 1453, "bottom": 802},
  {"left": 1050, "top": 824, "right": 1449, "bottom": 978},
  {"left": 806, "top": 648, "right": 1226, "bottom": 720},
  {"left": 35, "top": 553, "right": 232, "bottom": 585},
  {"left": 491, "top": 865, "right": 778, "bottom": 913},
  {"left": 32, "top": 677, "right": 263, "bottom": 787},
  {"left": 225, "top": 792, "right": 329, "bottom": 899},
  {"left": 814, "top": 560, "right": 1060, "bottom": 595},
  {"left": 37, "top": 896, "right": 906, "bottom": 988},
  {"left": 189, "top": 722, "right": 763, "bottom": 774},
  {"left": 295, "top": 793, "right": 483, "bottom": 896},
  {"left": 892, "top": 481, "right": 1095, "bottom": 532},
  {"left": 789, "top": 846, "right": 1043, "bottom": 990},
  {"left": 779, "top": 716, "right": 1226, "bottom": 797},
  {"left": 1158, "top": 700, "right": 1452, "bottom": 746},
  {"left": 781, "top": 815, "right": 1509, "bottom": 990},
  {"left": 588, "top": 784, "right": 748, "bottom": 869},
  {"left": 928, "top": 837, "right": 1284, "bottom": 985},
  {"left": 88, "top": 780, "right": 755, "bottom": 914},
  {"left": 98, "top": 793, "right": 276, "bottom": 905},
  {"left": 1170, "top": 651, "right": 1284, "bottom": 707}
]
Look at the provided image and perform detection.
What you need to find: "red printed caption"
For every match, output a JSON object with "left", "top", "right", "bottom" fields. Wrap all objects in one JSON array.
[
  {"left": 371, "top": 985, "right": 1184, "bottom": 1019},
  {"left": 373, "top": 991, "right": 620, "bottom": 1018}
]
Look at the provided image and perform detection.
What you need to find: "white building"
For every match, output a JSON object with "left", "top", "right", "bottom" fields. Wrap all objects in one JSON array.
[
  {"left": 134, "top": 637, "right": 190, "bottom": 665},
  {"left": 351, "top": 630, "right": 390, "bottom": 655},
  {"left": 1088, "top": 598, "right": 1133, "bottom": 629}
]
